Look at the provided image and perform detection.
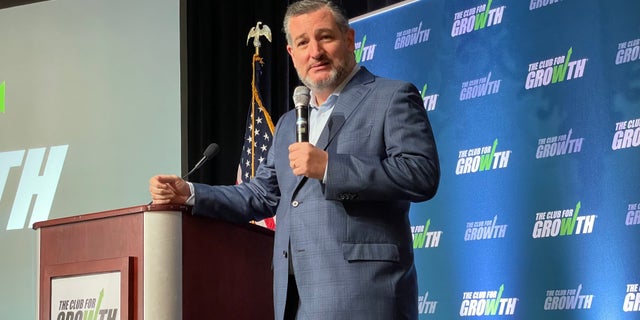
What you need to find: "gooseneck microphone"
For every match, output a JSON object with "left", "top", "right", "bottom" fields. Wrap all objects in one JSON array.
[
  {"left": 149, "top": 143, "right": 220, "bottom": 205},
  {"left": 183, "top": 142, "right": 220, "bottom": 181},
  {"left": 293, "top": 86, "right": 310, "bottom": 143}
]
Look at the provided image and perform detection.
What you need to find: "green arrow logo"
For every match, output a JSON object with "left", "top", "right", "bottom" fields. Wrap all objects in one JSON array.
[
  {"left": 355, "top": 35, "right": 367, "bottom": 63},
  {"left": 0, "top": 81, "right": 5, "bottom": 113}
]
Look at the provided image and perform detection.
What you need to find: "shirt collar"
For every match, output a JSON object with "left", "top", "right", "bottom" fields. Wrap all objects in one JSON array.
[{"left": 310, "top": 65, "right": 361, "bottom": 108}]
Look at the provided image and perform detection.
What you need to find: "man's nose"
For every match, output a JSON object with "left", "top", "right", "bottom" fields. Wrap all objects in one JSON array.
[{"left": 308, "top": 40, "right": 325, "bottom": 59}]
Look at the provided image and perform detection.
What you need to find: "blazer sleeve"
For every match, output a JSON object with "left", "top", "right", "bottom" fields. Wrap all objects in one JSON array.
[{"left": 189, "top": 121, "right": 283, "bottom": 223}]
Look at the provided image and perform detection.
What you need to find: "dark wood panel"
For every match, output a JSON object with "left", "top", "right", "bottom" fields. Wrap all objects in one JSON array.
[{"left": 182, "top": 214, "right": 275, "bottom": 320}]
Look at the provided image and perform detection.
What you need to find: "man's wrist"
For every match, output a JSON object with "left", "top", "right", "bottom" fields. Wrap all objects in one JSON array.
[{"left": 185, "top": 182, "right": 195, "bottom": 205}]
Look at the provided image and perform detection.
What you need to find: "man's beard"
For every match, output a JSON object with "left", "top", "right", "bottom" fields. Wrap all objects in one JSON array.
[{"left": 299, "top": 61, "right": 349, "bottom": 92}]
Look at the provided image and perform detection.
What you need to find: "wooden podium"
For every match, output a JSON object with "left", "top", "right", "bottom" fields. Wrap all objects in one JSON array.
[{"left": 33, "top": 204, "right": 275, "bottom": 320}]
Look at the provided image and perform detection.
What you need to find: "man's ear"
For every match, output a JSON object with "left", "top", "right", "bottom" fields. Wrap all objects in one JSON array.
[{"left": 346, "top": 28, "right": 355, "bottom": 51}]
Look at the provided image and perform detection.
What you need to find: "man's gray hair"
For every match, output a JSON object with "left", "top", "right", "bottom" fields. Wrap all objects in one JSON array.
[{"left": 283, "top": 0, "right": 350, "bottom": 44}]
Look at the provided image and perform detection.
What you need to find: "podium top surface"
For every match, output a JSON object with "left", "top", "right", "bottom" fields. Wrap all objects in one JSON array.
[
  {"left": 32, "top": 204, "right": 188, "bottom": 230},
  {"left": 32, "top": 204, "right": 275, "bottom": 236}
]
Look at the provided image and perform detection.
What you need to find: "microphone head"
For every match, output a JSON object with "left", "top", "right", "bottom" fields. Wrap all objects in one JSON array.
[
  {"left": 183, "top": 142, "right": 220, "bottom": 181},
  {"left": 203, "top": 143, "right": 220, "bottom": 158},
  {"left": 293, "top": 86, "right": 310, "bottom": 107}
]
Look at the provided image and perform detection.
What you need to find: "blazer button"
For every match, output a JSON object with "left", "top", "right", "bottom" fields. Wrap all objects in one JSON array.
[
  {"left": 291, "top": 200, "right": 299, "bottom": 207},
  {"left": 282, "top": 250, "right": 288, "bottom": 258}
]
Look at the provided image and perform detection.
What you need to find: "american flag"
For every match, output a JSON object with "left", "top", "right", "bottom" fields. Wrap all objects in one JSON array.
[{"left": 237, "top": 53, "right": 276, "bottom": 230}]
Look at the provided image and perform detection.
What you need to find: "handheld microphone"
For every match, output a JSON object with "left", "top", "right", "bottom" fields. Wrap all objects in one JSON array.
[
  {"left": 293, "top": 86, "right": 310, "bottom": 142},
  {"left": 183, "top": 143, "right": 220, "bottom": 180}
]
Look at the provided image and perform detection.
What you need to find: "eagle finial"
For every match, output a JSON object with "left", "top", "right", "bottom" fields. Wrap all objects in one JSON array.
[{"left": 247, "top": 21, "right": 272, "bottom": 54}]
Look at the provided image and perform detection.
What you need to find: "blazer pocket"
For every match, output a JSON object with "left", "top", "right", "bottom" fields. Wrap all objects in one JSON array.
[
  {"left": 359, "top": 124, "right": 373, "bottom": 137},
  {"left": 341, "top": 243, "right": 400, "bottom": 262}
]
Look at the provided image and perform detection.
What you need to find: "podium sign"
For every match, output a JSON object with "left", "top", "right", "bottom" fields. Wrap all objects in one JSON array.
[{"left": 51, "top": 272, "right": 120, "bottom": 320}]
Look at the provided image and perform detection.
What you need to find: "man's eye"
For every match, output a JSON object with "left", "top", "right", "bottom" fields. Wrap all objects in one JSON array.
[{"left": 319, "top": 33, "right": 335, "bottom": 41}]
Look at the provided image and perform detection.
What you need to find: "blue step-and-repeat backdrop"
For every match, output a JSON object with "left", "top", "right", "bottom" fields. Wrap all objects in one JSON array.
[{"left": 351, "top": 0, "right": 640, "bottom": 318}]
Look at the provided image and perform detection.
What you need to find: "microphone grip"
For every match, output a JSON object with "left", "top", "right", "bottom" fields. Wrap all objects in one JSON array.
[{"left": 295, "top": 105, "right": 309, "bottom": 142}]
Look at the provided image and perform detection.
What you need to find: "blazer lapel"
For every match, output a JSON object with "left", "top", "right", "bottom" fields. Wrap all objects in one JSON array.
[
  {"left": 293, "top": 68, "right": 376, "bottom": 197},
  {"left": 315, "top": 67, "right": 375, "bottom": 151}
]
